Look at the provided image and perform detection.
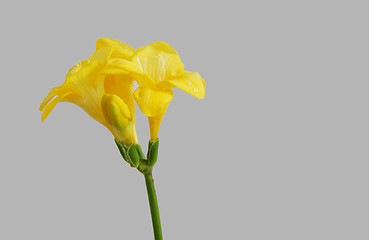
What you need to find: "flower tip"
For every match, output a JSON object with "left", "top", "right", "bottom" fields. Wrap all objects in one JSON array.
[
  {"left": 147, "top": 41, "right": 179, "bottom": 55},
  {"left": 95, "top": 37, "right": 114, "bottom": 50},
  {"left": 198, "top": 92, "right": 205, "bottom": 100},
  {"left": 40, "top": 111, "right": 48, "bottom": 123},
  {"left": 39, "top": 95, "right": 52, "bottom": 112}
]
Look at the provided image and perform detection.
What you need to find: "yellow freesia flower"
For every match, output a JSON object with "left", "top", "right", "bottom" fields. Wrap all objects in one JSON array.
[
  {"left": 105, "top": 41, "right": 205, "bottom": 140},
  {"left": 39, "top": 38, "right": 139, "bottom": 145}
]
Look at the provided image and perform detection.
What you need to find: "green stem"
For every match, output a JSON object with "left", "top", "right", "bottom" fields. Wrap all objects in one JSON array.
[{"left": 144, "top": 172, "right": 163, "bottom": 240}]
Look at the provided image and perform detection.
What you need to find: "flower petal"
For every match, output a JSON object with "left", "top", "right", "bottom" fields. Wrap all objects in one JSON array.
[
  {"left": 148, "top": 115, "right": 163, "bottom": 141},
  {"left": 134, "top": 42, "right": 184, "bottom": 80},
  {"left": 40, "top": 91, "right": 73, "bottom": 122},
  {"left": 134, "top": 87, "right": 173, "bottom": 117},
  {"left": 67, "top": 61, "right": 102, "bottom": 91},
  {"left": 89, "top": 45, "right": 114, "bottom": 63},
  {"left": 104, "top": 58, "right": 156, "bottom": 86},
  {"left": 164, "top": 71, "right": 205, "bottom": 99},
  {"left": 40, "top": 85, "right": 82, "bottom": 112},
  {"left": 41, "top": 61, "right": 106, "bottom": 125},
  {"left": 95, "top": 38, "right": 135, "bottom": 59},
  {"left": 39, "top": 87, "right": 58, "bottom": 112}
]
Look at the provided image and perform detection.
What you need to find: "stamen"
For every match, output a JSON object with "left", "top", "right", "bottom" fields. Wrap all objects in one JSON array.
[
  {"left": 152, "top": 54, "right": 171, "bottom": 82},
  {"left": 136, "top": 57, "right": 144, "bottom": 72},
  {"left": 144, "top": 54, "right": 173, "bottom": 82}
]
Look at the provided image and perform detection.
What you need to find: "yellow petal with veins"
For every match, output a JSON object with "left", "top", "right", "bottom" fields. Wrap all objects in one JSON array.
[
  {"left": 95, "top": 38, "right": 135, "bottom": 59},
  {"left": 134, "top": 42, "right": 184, "bottom": 81},
  {"left": 66, "top": 61, "right": 102, "bottom": 90},
  {"left": 164, "top": 71, "right": 205, "bottom": 99},
  {"left": 105, "top": 58, "right": 156, "bottom": 86},
  {"left": 41, "top": 91, "right": 73, "bottom": 122},
  {"left": 40, "top": 87, "right": 58, "bottom": 112},
  {"left": 134, "top": 87, "right": 173, "bottom": 117}
]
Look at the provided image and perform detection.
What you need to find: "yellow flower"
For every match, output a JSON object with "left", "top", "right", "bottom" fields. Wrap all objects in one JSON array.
[
  {"left": 39, "top": 38, "right": 139, "bottom": 145},
  {"left": 106, "top": 41, "right": 206, "bottom": 140}
]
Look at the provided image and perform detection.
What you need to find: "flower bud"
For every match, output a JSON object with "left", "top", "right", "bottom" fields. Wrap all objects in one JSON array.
[
  {"left": 114, "top": 139, "right": 141, "bottom": 168},
  {"left": 101, "top": 94, "right": 137, "bottom": 145},
  {"left": 147, "top": 139, "right": 159, "bottom": 166}
]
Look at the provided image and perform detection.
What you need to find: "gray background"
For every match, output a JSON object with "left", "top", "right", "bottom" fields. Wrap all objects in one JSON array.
[{"left": 1, "top": 0, "right": 368, "bottom": 239}]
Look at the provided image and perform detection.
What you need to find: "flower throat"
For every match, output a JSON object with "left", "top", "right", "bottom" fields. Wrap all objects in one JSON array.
[{"left": 136, "top": 54, "right": 171, "bottom": 83}]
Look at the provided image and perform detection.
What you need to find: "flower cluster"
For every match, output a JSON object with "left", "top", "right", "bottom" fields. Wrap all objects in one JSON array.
[{"left": 40, "top": 38, "right": 205, "bottom": 147}]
